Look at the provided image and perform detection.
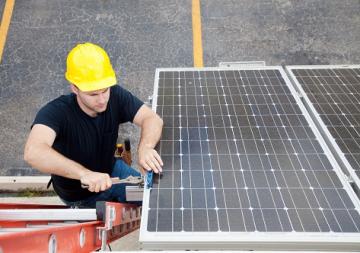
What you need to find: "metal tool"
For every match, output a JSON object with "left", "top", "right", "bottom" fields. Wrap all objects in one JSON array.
[
  {"left": 125, "top": 171, "right": 154, "bottom": 201},
  {"left": 81, "top": 175, "right": 144, "bottom": 189},
  {"left": 111, "top": 175, "right": 143, "bottom": 185}
]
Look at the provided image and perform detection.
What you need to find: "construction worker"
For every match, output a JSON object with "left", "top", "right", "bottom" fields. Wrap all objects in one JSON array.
[{"left": 24, "top": 42, "right": 163, "bottom": 208}]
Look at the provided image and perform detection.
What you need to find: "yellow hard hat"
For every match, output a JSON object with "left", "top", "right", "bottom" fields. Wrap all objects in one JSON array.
[{"left": 65, "top": 42, "right": 117, "bottom": 91}]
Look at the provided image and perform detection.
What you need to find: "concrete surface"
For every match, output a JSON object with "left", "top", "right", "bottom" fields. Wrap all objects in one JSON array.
[
  {"left": 0, "top": 196, "right": 141, "bottom": 251},
  {"left": 0, "top": 0, "right": 359, "bottom": 176},
  {"left": 0, "top": 0, "right": 5, "bottom": 23},
  {"left": 202, "top": 0, "right": 360, "bottom": 66}
]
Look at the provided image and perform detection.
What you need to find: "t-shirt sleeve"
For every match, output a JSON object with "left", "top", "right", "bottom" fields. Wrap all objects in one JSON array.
[
  {"left": 32, "top": 102, "right": 65, "bottom": 135},
  {"left": 113, "top": 85, "right": 144, "bottom": 123}
]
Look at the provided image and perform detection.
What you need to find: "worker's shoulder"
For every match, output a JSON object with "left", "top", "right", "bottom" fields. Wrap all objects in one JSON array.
[
  {"left": 110, "top": 85, "right": 138, "bottom": 101},
  {"left": 111, "top": 84, "right": 132, "bottom": 94},
  {"left": 110, "top": 84, "right": 123, "bottom": 94},
  {"left": 42, "top": 93, "right": 76, "bottom": 111}
]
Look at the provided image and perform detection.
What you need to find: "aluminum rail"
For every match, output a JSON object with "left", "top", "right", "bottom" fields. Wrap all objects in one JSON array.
[{"left": 0, "top": 209, "right": 97, "bottom": 221}]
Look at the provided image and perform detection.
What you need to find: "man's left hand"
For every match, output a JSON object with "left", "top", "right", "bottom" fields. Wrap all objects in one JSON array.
[{"left": 138, "top": 146, "right": 163, "bottom": 174}]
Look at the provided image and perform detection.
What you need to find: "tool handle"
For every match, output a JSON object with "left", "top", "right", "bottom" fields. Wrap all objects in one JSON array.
[{"left": 81, "top": 178, "right": 119, "bottom": 189}]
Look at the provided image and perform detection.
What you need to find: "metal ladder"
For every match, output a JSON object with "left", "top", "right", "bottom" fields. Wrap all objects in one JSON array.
[{"left": 0, "top": 201, "right": 141, "bottom": 252}]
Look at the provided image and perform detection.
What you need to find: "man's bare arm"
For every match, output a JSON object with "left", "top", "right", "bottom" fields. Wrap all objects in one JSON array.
[
  {"left": 24, "top": 124, "right": 111, "bottom": 192},
  {"left": 133, "top": 105, "right": 164, "bottom": 173}
]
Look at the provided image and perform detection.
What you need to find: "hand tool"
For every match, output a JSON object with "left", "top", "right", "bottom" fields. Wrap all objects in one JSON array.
[{"left": 81, "top": 175, "right": 144, "bottom": 189}]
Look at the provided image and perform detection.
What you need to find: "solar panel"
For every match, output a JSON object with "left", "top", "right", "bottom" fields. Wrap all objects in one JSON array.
[
  {"left": 287, "top": 65, "right": 360, "bottom": 189},
  {"left": 140, "top": 67, "right": 360, "bottom": 250}
]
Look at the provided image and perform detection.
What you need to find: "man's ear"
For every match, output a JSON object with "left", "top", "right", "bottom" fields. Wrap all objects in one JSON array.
[{"left": 70, "top": 84, "right": 79, "bottom": 95}]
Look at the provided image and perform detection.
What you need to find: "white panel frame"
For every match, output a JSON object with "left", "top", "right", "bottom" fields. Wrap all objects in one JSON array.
[
  {"left": 140, "top": 66, "right": 360, "bottom": 251},
  {"left": 286, "top": 65, "right": 360, "bottom": 191}
]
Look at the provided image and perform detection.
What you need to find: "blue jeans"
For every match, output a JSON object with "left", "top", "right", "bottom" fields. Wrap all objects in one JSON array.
[{"left": 61, "top": 159, "right": 141, "bottom": 208}]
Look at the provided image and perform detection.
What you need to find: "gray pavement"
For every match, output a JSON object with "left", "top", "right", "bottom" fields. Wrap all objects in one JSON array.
[
  {"left": 1, "top": 0, "right": 359, "bottom": 176},
  {"left": 202, "top": 0, "right": 360, "bottom": 66}
]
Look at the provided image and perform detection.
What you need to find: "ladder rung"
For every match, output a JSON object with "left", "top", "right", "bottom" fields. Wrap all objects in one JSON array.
[
  {"left": 26, "top": 223, "right": 78, "bottom": 228},
  {"left": 0, "top": 228, "right": 40, "bottom": 233},
  {"left": 0, "top": 209, "right": 97, "bottom": 221}
]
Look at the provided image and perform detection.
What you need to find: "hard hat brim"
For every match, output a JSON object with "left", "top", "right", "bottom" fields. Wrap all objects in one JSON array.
[{"left": 70, "top": 76, "right": 117, "bottom": 92}]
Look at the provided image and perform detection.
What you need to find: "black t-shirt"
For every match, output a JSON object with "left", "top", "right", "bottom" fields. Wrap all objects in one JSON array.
[{"left": 32, "top": 85, "right": 143, "bottom": 201}]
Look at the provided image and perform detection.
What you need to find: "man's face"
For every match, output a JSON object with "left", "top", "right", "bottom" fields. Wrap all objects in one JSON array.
[{"left": 71, "top": 85, "right": 110, "bottom": 116}]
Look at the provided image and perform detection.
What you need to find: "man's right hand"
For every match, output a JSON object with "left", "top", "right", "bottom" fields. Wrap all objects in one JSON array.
[{"left": 80, "top": 171, "right": 112, "bottom": 192}]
